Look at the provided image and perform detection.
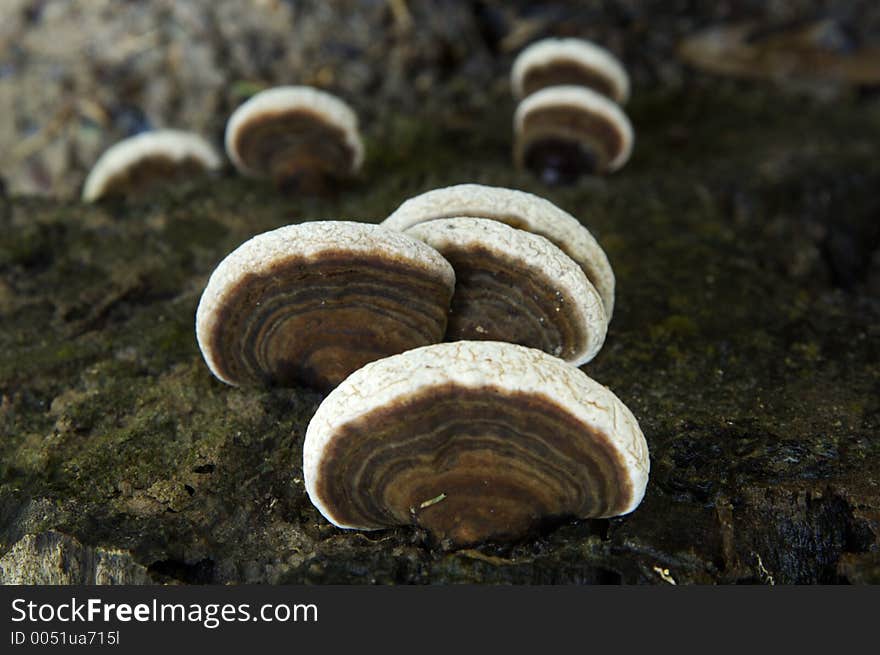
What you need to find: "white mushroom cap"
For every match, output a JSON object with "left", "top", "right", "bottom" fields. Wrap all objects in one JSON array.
[
  {"left": 224, "top": 86, "right": 365, "bottom": 177},
  {"left": 515, "top": 85, "right": 634, "bottom": 174},
  {"left": 382, "top": 183, "right": 616, "bottom": 320},
  {"left": 196, "top": 221, "right": 455, "bottom": 390},
  {"left": 81, "top": 129, "right": 221, "bottom": 202},
  {"left": 303, "top": 340, "right": 650, "bottom": 544},
  {"left": 406, "top": 217, "right": 607, "bottom": 366},
  {"left": 511, "top": 37, "right": 631, "bottom": 103}
]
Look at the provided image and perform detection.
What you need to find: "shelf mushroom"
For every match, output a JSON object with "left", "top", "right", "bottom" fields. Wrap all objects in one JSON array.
[
  {"left": 195, "top": 221, "right": 455, "bottom": 391},
  {"left": 514, "top": 85, "right": 634, "bottom": 184},
  {"left": 404, "top": 217, "right": 607, "bottom": 366},
  {"left": 511, "top": 37, "right": 630, "bottom": 104},
  {"left": 303, "top": 340, "right": 650, "bottom": 546},
  {"left": 81, "top": 129, "right": 221, "bottom": 202},
  {"left": 382, "top": 183, "right": 616, "bottom": 320},
  {"left": 225, "top": 86, "right": 364, "bottom": 193}
]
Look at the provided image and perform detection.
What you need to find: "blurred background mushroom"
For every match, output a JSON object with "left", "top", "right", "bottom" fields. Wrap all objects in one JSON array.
[
  {"left": 224, "top": 85, "right": 364, "bottom": 193},
  {"left": 4, "top": 1, "right": 879, "bottom": 197},
  {"left": 81, "top": 129, "right": 221, "bottom": 202},
  {"left": 511, "top": 36, "right": 630, "bottom": 103},
  {"left": 678, "top": 18, "right": 880, "bottom": 87},
  {"left": 513, "top": 85, "right": 634, "bottom": 182}
]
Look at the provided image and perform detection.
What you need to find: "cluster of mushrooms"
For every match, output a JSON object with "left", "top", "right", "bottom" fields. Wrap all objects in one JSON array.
[
  {"left": 80, "top": 39, "right": 649, "bottom": 546},
  {"left": 195, "top": 183, "right": 649, "bottom": 546},
  {"left": 81, "top": 37, "right": 633, "bottom": 200},
  {"left": 82, "top": 85, "right": 364, "bottom": 201},
  {"left": 511, "top": 37, "right": 634, "bottom": 185}
]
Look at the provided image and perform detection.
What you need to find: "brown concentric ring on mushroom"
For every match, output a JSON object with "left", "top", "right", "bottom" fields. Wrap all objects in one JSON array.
[
  {"left": 82, "top": 129, "right": 222, "bottom": 202},
  {"left": 511, "top": 37, "right": 630, "bottom": 104},
  {"left": 404, "top": 217, "right": 606, "bottom": 365},
  {"left": 514, "top": 85, "right": 634, "bottom": 184},
  {"left": 382, "top": 183, "right": 616, "bottom": 320},
  {"left": 195, "top": 221, "right": 454, "bottom": 391},
  {"left": 303, "top": 340, "right": 650, "bottom": 546},
  {"left": 224, "top": 86, "right": 364, "bottom": 193}
]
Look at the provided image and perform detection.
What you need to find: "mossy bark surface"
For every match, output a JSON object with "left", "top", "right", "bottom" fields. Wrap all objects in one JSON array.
[{"left": 1, "top": 83, "right": 878, "bottom": 584}]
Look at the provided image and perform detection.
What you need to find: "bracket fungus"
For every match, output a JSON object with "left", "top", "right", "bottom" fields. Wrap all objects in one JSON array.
[
  {"left": 514, "top": 85, "right": 634, "bottom": 184},
  {"left": 224, "top": 86, "right": 364, "bottom": 193},
  {"left": 81, "top": 129, "right": 221, "bottom": 202},
  {"left": 303, "top": 340, "right": 650, "bottom": 546},
  {"left": 511, "top": 37, "right": 630, "bottom": 104},
  {"left": 195, "top": 221, "right": 455, "bottom": 391},
  {"left": 404, "top": 217, "right": 607, "bottom": 365},
  {"left": 382, "top": 183, "right": 616, "bottom": 320}
]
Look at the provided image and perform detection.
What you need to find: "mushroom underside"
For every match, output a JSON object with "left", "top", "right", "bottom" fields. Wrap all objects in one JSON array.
[
  {"left": 91, "top": 154, "right": 213, "bottom": 199},
  {"left": 521, "top": 61, "right": 620, "bottom": 100},
  {"left": 381, "top": 184, "right": 616, "bottom": 320},
  {"left": 438, "top": 244, "right": 591, "bottom": 360},
  {"left": 231, "top": 109, "right": 357, "bottom": 191},
  {"left": 204, "top": 252, "right": 452, "bottom": 390},
  {"left": 407, "top": 213, "right": 612, "bottom": 319},
  {"left": 312, "top": 384, "right": 634, "bottom": 545},
  {"left": 515, "top": 106, "right": 625, "bottom": 180}
]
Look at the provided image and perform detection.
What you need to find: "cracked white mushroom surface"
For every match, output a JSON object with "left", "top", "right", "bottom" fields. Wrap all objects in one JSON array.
[
  {"left": 224, "top": 85, "right": 364, "bottom": 180},
  {"left": 511, "top": 37, "right": 631, "bottom": 103},
  {"left": 195, "top": 221, "right": 455, "bottom": 391},
  {"left": 82, "top": 129, "right": 221, "bottom": 202},
  {"left": 303, "top": 340, "right": 650, "bottom": 545},
  {"left": 514, "top": 85, "right": 634, "bottom": 177},
  {"left": 382, "top": 183, "right": 616, "bottom": 319},
  {"left": 405, "top": 217, "right": 607, "bottom": 366}
]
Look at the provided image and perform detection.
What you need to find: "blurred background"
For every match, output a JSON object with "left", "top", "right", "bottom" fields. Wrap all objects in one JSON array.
[{"left": 2, "top": 0, "right": 879, "bottom": 197}]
